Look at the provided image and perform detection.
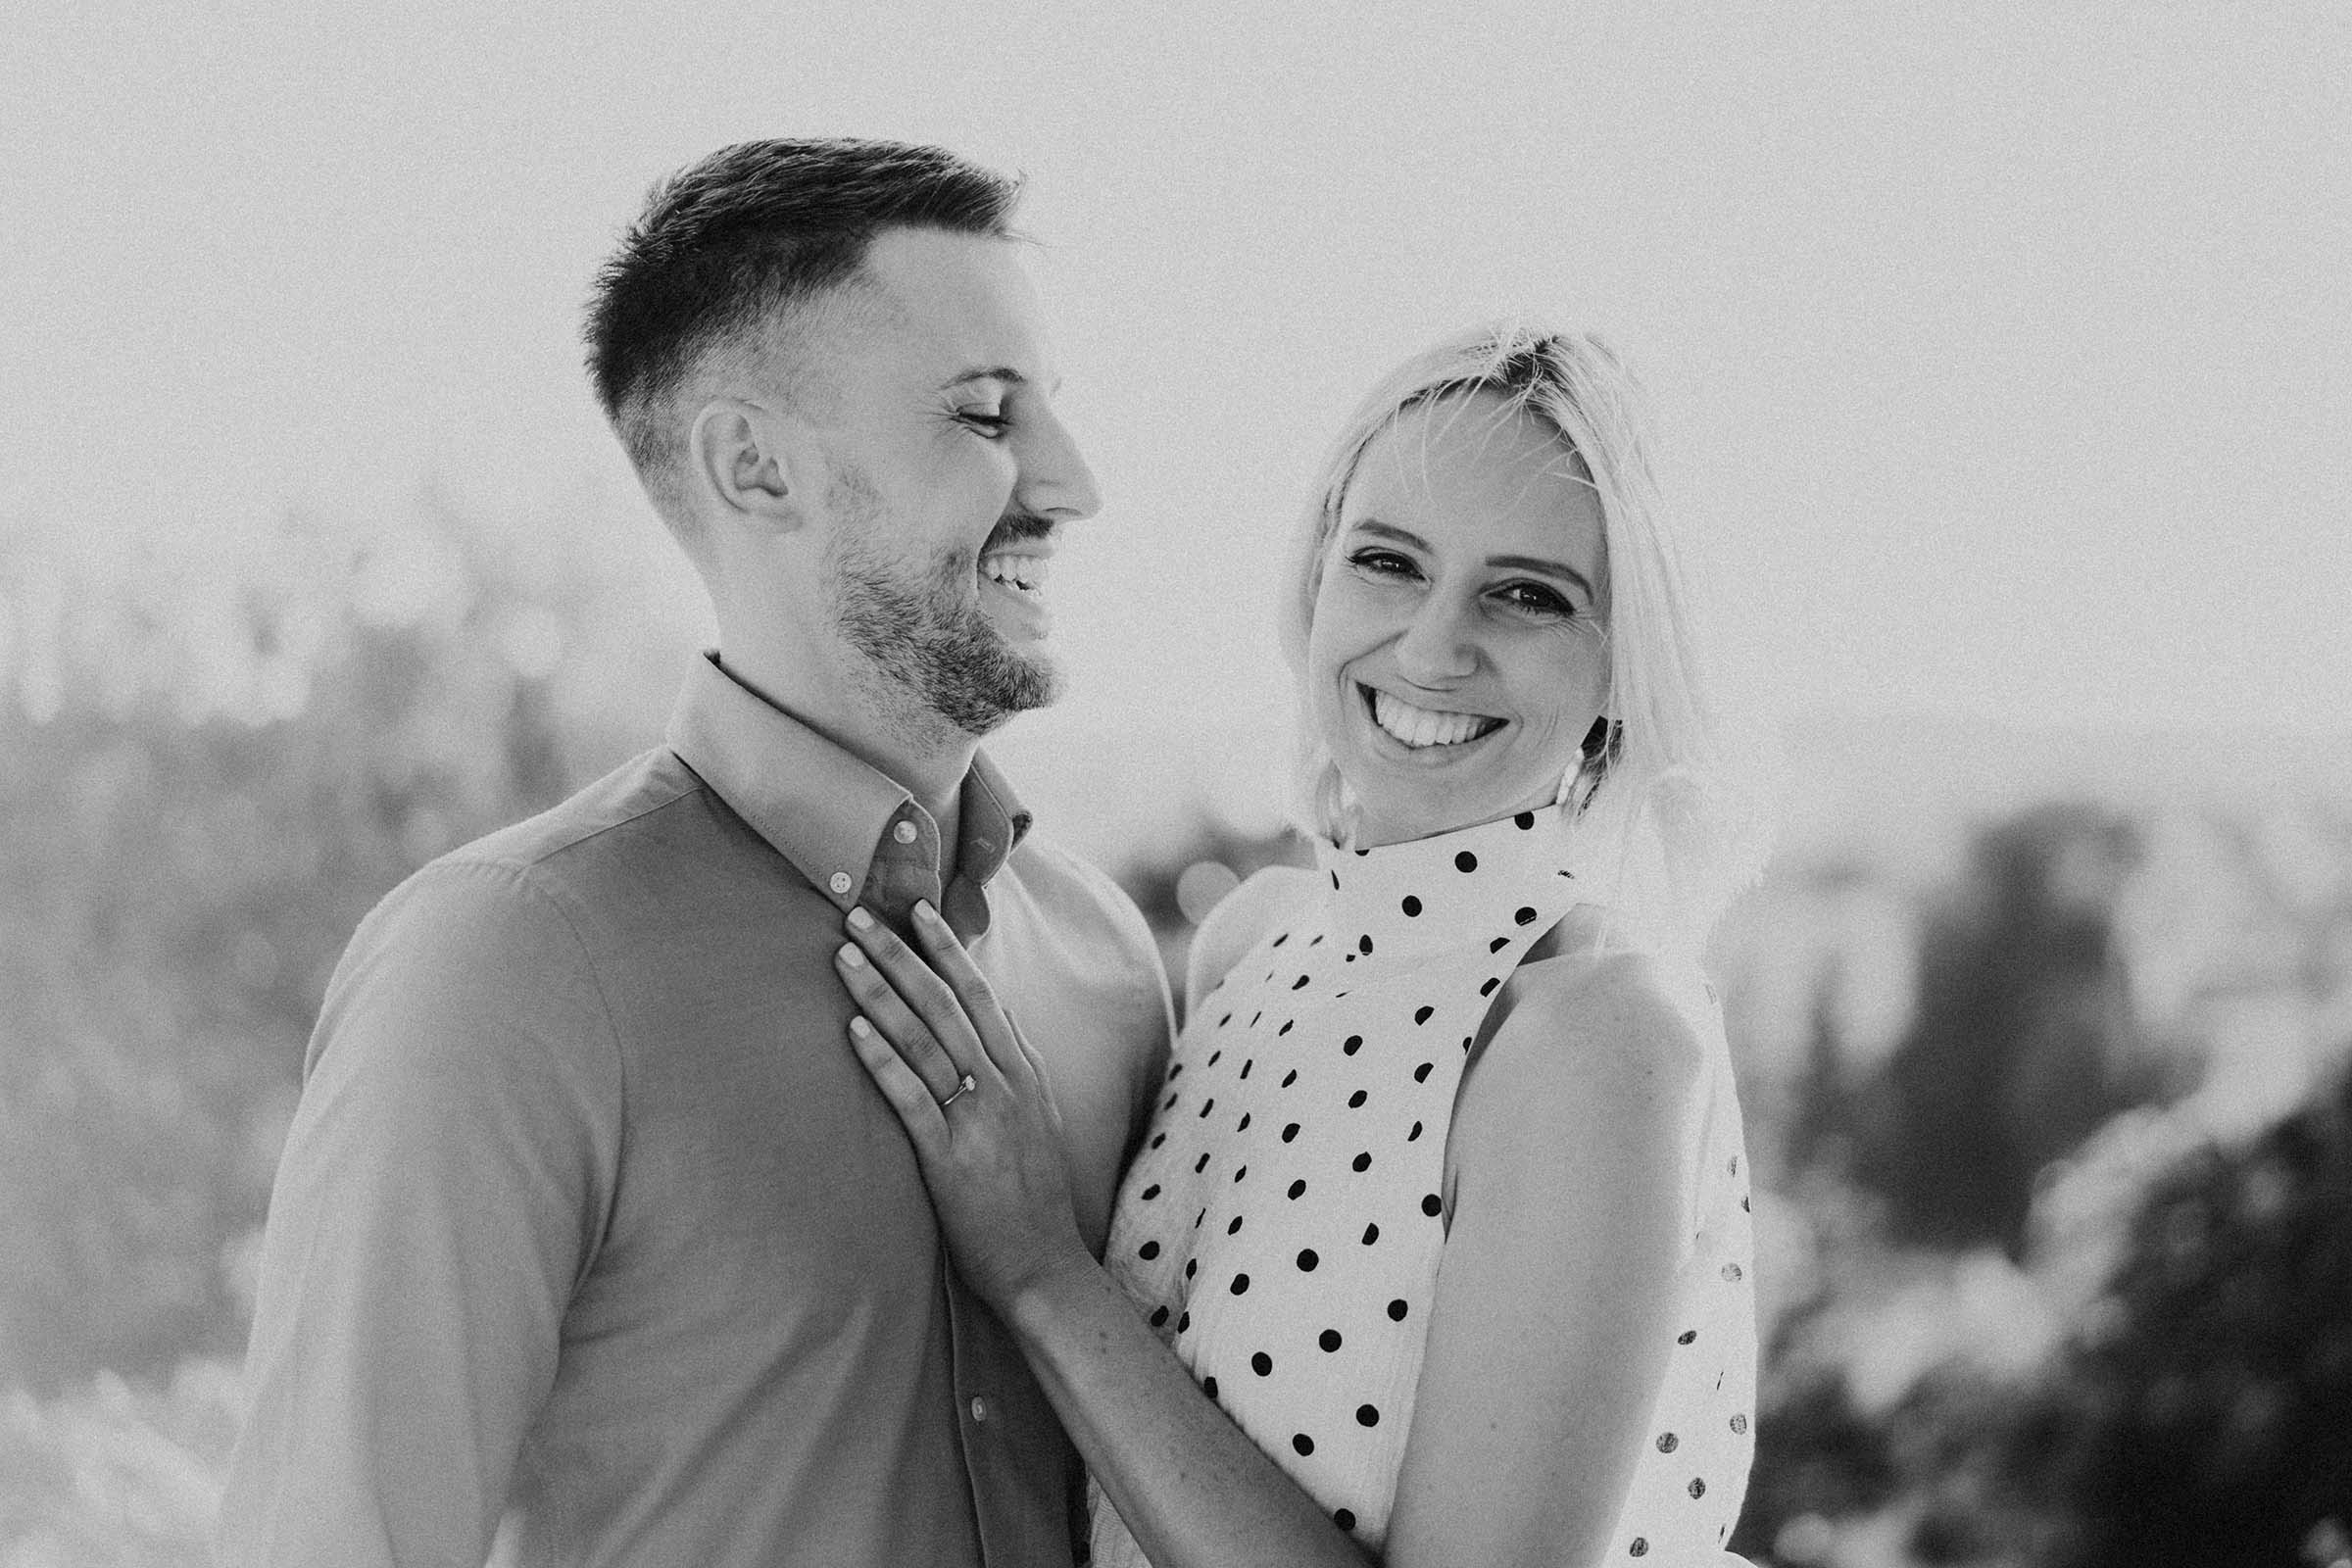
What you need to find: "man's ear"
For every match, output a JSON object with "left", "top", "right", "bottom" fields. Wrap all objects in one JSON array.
[{"left": 689, "top": 398, "right": 803, "bottom": 532}]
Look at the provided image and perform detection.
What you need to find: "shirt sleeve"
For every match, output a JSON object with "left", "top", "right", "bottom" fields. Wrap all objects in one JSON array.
[{"left": 219, "top": 857, "right": 624, "bottom": 1568}]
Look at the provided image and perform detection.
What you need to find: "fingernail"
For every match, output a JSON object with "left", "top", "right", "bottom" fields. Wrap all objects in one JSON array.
[
  {"left": 847, "top": 906, "right": 874, "bottom": 931},
  {"left": 914, "top": 900, "right": 941, "bottom": 925},
  {"left": 838, "top": 943, "right": 865, "bottom": 968},
  {"left": 849, "top": 1014, "right": 872, "bottom": 1038}
]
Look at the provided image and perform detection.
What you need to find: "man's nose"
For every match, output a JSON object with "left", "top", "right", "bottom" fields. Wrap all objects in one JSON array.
[
  {"left": 1393, "top": 596, "right": 1478, "bottom": 682},
  {"left": 1019, "top": 409, "right": 1102, "bottom": 523}
]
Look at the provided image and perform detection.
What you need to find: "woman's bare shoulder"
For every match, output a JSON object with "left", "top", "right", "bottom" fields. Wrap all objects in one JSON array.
[{"left": 1182, "top": 864, "right": 1319, "bottom": 1017}]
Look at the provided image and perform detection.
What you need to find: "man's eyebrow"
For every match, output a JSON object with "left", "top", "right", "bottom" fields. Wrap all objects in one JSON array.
[
  {"left": 940, "top": 366, "right": 1029, "bottom": 390},
  {"left": 1349, "top": 519, "right": 1596, "bottom": 600}
]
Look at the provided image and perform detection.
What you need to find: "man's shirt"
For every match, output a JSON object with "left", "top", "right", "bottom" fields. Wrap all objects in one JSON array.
[{"left": 220, "top": 656, "right": 1172, "bottom": 1567}]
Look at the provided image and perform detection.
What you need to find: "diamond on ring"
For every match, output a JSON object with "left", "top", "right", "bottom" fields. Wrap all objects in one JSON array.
[{"left": 940, "top": 1073, "right": 977, "bottom": 1109}]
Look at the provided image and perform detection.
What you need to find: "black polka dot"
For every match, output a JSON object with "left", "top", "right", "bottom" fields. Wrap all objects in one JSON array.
[
  {"left": 1167, "top": 1062, "right": 1185, "bottom": 1080},
  {"left": 1251, "top": 1350, "right": 1273, "bottom": 1376},
  {"left": 1292, "top": 974, "right": 1310, "bottom": 990},
  {"left": 1288, "top": 1179, "right": 1306, "bottom": 1200},
  {"left": 1141, "top": 1184, "right": 1160, "bottom": 1200},
  {"left": 1401, "top": 895, "right": 1422, "bottom": 916},
  {"left": 1282, "top": 1069, "right": 1298, "bottom": 1088},
  {"left": 1348, "top": 1089, "right": 1368, "bottom": 1108},
  {"left": 1198, "top": 1098, "right": 1215, "bottom": 1117},
  {"left": 1230, "top": 1273, "right": 1250, "bottom": 1295},
  {"left": 1241, "top": 1058, "right": 1253, "bottom": 1079},
  {"left": 1202, "top": 1375, "right": 1218, "bottom": 1399},
  {"left": 1233, "top": 1165, "right": 1247, "bottom": 1182},
  {"left": 1162, "top": 1091, "right": 1179, "bottom": 1109},
  {"left": 1730, "top": 1412, "right": 1748, "bottom": 1434},
  {"left": 1479, "top": 976, "right": 1500, "bottom": 996},
  {"left": 1343, "top": 1033, "right": 1363, "bottom": 1054},
  {"left": 1358, "top": 933, "right": 1374, "bottom": 955},
  {"left": 1334, "top": 1508, "right": 1355, "bottom": 1533},
  {"left": 1352, "top": 1152, "right": 1372, "bottom": 1172},
  {"left": 1421, "top": 1193, "right": 1443, "bottom": 1217},
  {"left": 1139, "top": 1240, "right": 1160, "bottom": 1259},
  {"left": 1319, "top": 1328, "right": 1343, "bottom": 1351},
  {"left": 1277, "top": 1020, "right": 1293, "bottom": 1036},
  {"left": 1282, "top": 1122, "right": 1300, "bottom": 1143},
  {"left": 1150, "top": 1132, "right": 1166, "bottom": 1149},
  {"left": 1208, "top": 1048, "right": 1222, "bottom": 1066},
  {"left": 1387, "top": 1298, "right": 1408, "bottom": 1321},
  {"left": 1677, "top": 1329, "right": 1697, "bottom": 1345},
  {"left": 1297, "top": 1249, "right": 1319, "bottom": 1271},
  {"left": 1490, "top": 935, "right": 1510, "bottom": 953},
  {"left": 1514, "top": 810, "right": 1536, "bottom": 829},
  {"left": 1629, "top": 1541, "right": 1648, "bottom": 1558},
  {"left": 1515, "top": 906, "right": 1538, "bottom": 925},
  {"left": 1688, "top": 1478, "right": 1706, "bottom": 1499},
  {"left": 1237, "top": 1112, "right": 1251, "bottom": 1132},
  {"left": 1407, "top": 1120, "right": 1423, "bottom": 1141},
  {"left": 1413, "top": 1061, "right": 1434, "bottom": 1082},
  {"left": 1149, "top": 1305, "right": 1169, "bottom": 1326},
  {"left": 1656, "top": 1432, "right": 1679, "bottom": 1452},
  {"left": 1177, "top": 1310, "right": 1190, "bottom": 1332},
  {"left": 1361, "top": 1222, "right": 1379, "bottom": 1245},
  {"left": 1185, "top": 1259, "right": 1197, "bottom": 1278},
  {"left": 1292, "top": 1433, "right": 1315, "bottom": 1456},
  {"left": 1195, "top": 1152, "right": 1211, "bottom": 1174},
  {"left": 1355, "top": 1403, "right": 1380, "bottom": 1427},
  {"left": 1722, "top": 1262, "right": 1743, "bottom": 1282},
  {"left": 1227, "top": 1215, "right": 1243, "bottom": 1235},
  {"left": 1455, "top": 851, "right": 1478, "bottom": 872},
  {"left": 1219, "top": 1013, "right": 1232, "bottom": 1027},
  {"left": 1413, "top": 1004, "right": 1434, "bottom": 1025},
  {"left": 1271, "top": 932, "right": 1289, "bottom": 948}
]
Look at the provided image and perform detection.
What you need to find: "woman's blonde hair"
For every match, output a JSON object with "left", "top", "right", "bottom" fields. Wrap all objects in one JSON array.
[{"left": 1278, "top": 320, "right": 1769, "bottom": 947}]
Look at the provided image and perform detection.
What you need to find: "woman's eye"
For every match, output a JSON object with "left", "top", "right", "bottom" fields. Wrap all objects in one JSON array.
[
  {"left": 1496, "top": 582, "right": 1575, "bottom": 618},
  {"left": 1347, "top": 549, "right": 1418, "bottom": 579},
  {"left": 959, "top": 411, "right": 1010, "bottom": 437}
]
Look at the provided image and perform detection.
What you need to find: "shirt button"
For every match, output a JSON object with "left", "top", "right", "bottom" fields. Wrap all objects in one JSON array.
[
  {"left": 828, "top": 872, "right": 853, "bottom": 897},
  {"left": 969, "top": 1396, "right": 988, "bottom": 1423},
  {"left": 893, "top": 820, "right": 918, "bottom": 844}
]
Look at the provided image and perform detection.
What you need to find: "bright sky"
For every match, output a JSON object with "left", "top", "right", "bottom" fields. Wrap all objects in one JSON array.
[{"left": 7, "top": 2, "right": 2348, "bottom": 813}]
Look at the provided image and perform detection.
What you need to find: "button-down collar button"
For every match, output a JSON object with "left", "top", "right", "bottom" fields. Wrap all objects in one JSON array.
[
  {"left": 893, "top": 820, "right": 918, "bottom": 844},
  {"left": 828, "top": 872, "right": 853, "bottom": 897},
  {"left": 969, "top": 1396, "right": 988, "bottom": 1423}
]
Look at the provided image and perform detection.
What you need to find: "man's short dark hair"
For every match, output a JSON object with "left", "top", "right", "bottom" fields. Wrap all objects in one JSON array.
[{"left": 583, "top": 138, "right": 1023, "bottom": 514}]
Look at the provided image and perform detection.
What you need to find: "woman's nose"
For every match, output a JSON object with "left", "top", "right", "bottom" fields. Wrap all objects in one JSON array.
[{"left": 1393, "top": 597, "right": 1478, "bottom": 682}]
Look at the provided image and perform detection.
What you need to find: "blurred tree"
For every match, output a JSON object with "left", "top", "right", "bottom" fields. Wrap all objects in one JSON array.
[
  {"left": 2045, "top": 1056, "right": 2352, "bottom": 1568},
  {"left": 1855, "top": 802, "right": 2165, "bottom": 1253},
  {"left": 0, "top": 500, "right": 632, "bottom": 1396}
]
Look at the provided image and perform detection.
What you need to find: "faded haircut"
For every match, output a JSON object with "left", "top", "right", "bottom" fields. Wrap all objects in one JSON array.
[{"left": 583, "top": 138, "right": 1023, "bottom": 527}]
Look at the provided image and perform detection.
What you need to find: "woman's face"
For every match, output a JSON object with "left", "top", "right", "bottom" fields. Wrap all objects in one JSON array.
[{"left": 1305, "top": 389, "right": 1610, "bottom": 848}]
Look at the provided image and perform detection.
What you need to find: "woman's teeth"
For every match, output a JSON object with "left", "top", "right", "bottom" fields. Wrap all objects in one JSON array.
[
  {"left": 1369, "top": 688, "right": 1502, "bottom": 749},
  {"left": 979, "top": 552, "right": 1047, "bottom": 595}
]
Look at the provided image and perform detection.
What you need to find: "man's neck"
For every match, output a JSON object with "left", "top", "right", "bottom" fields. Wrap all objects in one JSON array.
[{"left": 710, "top": 648, "right": 972, "bottom": 876}]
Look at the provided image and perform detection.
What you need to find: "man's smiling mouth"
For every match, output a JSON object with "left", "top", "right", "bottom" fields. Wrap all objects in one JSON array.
[
  {"left": 1361, "top": 684, "right": 1505, "bottom": 750},
  {"left": 978, "top": 550, "right": 1048, "bottom": 596}
]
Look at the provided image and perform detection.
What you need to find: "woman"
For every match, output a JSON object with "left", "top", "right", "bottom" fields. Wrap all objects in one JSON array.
[{"left": 835, "top": 323, "right": 1763, "bottom": 1565}]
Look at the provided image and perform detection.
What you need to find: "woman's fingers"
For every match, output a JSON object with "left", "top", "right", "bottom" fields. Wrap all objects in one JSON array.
[
  {"left": 907, "top": 901, "right": 1025, "bottom": 1079},
  {"left": 846, "top": 1014, "right": 949, "bottom": 1148},
  {"left": 834, "top": 925, "right": 972, "bottom": 1105}
]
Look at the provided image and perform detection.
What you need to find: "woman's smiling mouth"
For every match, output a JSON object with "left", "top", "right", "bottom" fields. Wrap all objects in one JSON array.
[{"left": 1361, "top": 684, "right": 1506, "bottom": 750}]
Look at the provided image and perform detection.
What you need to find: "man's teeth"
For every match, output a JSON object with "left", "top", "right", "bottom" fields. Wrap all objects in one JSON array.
[
  {"left": 979, "top": 553, "right": 1047, "bottom": 594},
  {"left": 1370, "top": 689, "right": 1502, "bottom": 749}
]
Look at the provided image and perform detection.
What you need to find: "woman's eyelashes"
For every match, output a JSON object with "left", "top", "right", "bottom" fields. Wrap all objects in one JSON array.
[
  {"left": 1345, "top": 549, "right": 1581, "bottom": 622},
  {"left": 957, "top": 409, "right": 1011, "bottom": 438}
]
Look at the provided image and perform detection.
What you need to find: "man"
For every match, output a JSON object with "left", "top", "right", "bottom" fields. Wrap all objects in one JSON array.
[{"left": 220, "top": 139, "right": 1172, "bottom": 1567}]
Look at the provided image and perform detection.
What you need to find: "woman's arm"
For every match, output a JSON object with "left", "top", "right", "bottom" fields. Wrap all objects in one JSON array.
[
  {"left": 836, "top": 904, "right": 1708, "bottom": 1568},
  {"left": 1383, "top": 948, "right": 1708, "bottom": 1565}
]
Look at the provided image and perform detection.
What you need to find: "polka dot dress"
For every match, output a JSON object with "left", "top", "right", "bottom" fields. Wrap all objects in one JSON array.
[{"left": 1087, "top": 807, "right": 1757, "bottom": 1565}]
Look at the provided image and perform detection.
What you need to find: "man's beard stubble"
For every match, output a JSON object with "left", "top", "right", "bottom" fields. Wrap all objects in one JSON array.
[{"left": 822, "top": 476, "right": 1061, "bottom": 740}]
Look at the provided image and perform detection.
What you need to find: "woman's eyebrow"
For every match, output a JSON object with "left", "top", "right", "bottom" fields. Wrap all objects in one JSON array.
[{"left": 1349, "top": 520, "right": 1595, "bottom": 600}]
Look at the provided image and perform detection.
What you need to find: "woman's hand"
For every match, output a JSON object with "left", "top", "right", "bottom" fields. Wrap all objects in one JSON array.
[{"left": 835, "top": 900, "right": 1093, "bottom": 1307}]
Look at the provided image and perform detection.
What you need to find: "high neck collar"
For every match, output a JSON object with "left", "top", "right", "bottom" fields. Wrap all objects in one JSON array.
[{"left": 1311, "top": 806, "right": 1592, "bottom": 963}]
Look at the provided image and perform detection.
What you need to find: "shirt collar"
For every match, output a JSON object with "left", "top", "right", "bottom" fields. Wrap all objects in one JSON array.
[{"left": 664, "top": 653, "right": 1032, "bottom": 915}]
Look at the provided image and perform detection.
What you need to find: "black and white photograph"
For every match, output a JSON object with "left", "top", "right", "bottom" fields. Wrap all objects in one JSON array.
[{"left": 4, "top": 5, "right": 2348, "bottom": 1565}]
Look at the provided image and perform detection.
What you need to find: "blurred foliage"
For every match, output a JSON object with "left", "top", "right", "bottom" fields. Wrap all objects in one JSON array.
[{"left": 6, "top": 503, "right": 2351, "bottom": 1565}]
